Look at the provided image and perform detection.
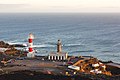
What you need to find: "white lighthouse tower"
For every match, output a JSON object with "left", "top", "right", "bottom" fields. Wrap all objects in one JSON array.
[{"left": 27, "top": 33, "right": 35, "bottom": 58}]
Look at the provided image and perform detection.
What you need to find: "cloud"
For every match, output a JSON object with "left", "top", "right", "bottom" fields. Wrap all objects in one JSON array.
[
  {"left": 103, "top": 6, "right": 120, "bottom": 9},
  {"left": 0, "top": 4, "right": 30, "bottom": 8},
  {"left": 0, "top": 4, "right": 31, "bottom": 12}
]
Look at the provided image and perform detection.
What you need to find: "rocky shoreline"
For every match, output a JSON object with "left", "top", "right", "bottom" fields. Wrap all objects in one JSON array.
[{"left": 0, "top": 41, "right": 120, "bottom": 80}]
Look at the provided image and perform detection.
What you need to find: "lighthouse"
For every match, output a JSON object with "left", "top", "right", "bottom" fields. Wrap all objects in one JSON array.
[
  {"left": 48, "top": 39, "right": 68, "bottom": 61},
  {"left": 27, "top": 33, "right": 35, "bottom": 58},
  {"left": 57, "top": 39, "right": 62, "bottom": 53}
]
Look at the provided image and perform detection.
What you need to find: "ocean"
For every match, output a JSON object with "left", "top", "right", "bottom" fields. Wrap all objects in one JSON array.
[{"left": 0, "top": 13, "right": 120, "bottom": 63}]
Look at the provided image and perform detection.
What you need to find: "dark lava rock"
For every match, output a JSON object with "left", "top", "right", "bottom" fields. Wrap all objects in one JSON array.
[
  {"left": 0, "top": 70, "right": 120, "bottom": 80},
  {"left": 0, "top": 70, "right": 91, "bottom": 80}
]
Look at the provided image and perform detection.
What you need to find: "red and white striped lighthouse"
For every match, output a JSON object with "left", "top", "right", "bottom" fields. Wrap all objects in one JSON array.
[{"left": 27, "top": 33, "right": 35, "bottom": 58}]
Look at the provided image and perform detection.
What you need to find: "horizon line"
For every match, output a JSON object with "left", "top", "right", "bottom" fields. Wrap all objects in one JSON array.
[{"left": 0, "top": 12, "right": 120, "bottom": 14}]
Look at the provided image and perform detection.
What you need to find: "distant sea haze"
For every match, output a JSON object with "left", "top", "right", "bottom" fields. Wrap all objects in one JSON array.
[{"left": 0, "top": 13, "right": 120, "bottom": 63}]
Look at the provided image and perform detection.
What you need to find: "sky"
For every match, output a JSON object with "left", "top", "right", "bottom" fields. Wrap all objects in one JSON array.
[{"left": 0, "top": 0, "right": 120, "bottom": 13}]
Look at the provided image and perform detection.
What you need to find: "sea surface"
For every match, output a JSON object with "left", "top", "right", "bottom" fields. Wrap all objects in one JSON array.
[{"left": 0, "top": 13, "right": 120, "bottom": 63}]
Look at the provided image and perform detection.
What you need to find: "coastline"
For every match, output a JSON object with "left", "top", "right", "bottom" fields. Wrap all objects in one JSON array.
[{"left": 0, "top": 41, "right": 120, "bottom": 80}]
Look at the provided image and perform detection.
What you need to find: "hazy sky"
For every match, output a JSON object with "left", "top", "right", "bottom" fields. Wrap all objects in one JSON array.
[{"left": 0, "top": 0, "right": 120, "bottom": 13}]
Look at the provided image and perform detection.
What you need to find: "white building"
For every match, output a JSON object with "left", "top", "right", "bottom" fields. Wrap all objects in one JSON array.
[{"left": 68, "top": 65, "right": 80, "bottom": 71}]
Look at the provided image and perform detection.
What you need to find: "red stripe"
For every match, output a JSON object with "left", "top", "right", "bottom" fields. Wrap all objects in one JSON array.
[
  {"left": 29, "top": 48, "right": 33, "bottom": 52},
  {"left": 29, "top": 39, "right": 33, "bottom": 43}
]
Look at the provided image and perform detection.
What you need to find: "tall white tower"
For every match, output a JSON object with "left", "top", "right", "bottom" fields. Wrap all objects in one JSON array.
[{"left": 27, "top": 33, "right": 35, "bottom": 58}]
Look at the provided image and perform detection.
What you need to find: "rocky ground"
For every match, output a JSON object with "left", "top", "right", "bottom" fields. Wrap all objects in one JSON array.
[
  {"left": 0, "top": 41, "right": 120, "bottom": 80},
  {"left": 0, "top": 58, "right": 119, "bottom": 80},
  {"left": 0, "top": 70, "right": 120, "bottom": 80}
]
